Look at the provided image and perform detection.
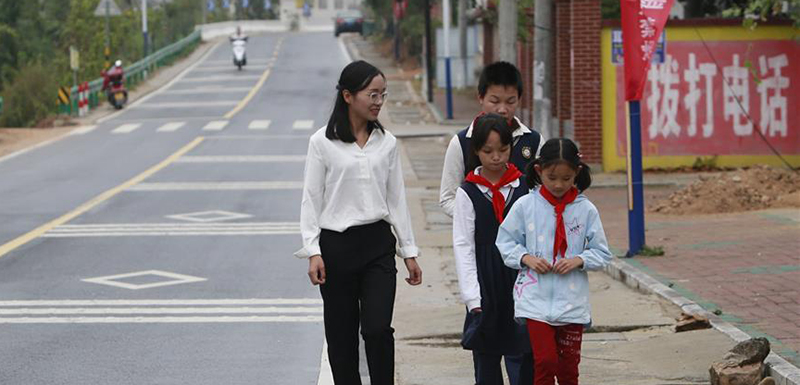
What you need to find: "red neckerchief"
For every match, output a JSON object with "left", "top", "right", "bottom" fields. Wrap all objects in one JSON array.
[
  {"left": 465, "top": 163, "right": 523, "bottom": 223},
  {"left": 539, "top": 185, "right": 579, "bottom": 264}
]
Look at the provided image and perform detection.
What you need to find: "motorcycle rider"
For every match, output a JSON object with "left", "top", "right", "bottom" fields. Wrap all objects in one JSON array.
[
  {"left": 229, "top": 26, "right": 248, "bottom": 68},
  {"left": 102, "top": 60, "right": 127, "bottom": 107}
]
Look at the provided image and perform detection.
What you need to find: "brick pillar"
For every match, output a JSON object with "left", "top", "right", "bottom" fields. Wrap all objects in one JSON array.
[
  {"left": 555, "top": 0, "right": 572, "bottom": 138},
  {"left": 520, "top": 8, "right": 535, "bottom": 128},
  {"left": 570, "top": 0, "right": 602, "bottom": 166},
  {"left": 483, "top": 20, "right": 494, "bottom": 65}
]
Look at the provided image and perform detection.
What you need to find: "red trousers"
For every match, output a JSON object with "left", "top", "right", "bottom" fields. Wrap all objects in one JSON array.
[{"left": 526, "top": 319, "right": 583, "bottom": 385}]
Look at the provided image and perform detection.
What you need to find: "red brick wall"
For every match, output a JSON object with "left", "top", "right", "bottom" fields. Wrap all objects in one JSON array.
[
  {"left": 570, "top": 0, "right": 602, "bottom": 165},
  {"left": 555, "top": 0, "right": 572, "bottom": 137}
]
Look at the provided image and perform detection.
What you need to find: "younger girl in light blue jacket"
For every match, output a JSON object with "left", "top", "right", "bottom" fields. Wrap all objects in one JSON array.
[{"left": 496, "top": 138, "right": 612, "bottom": 385}]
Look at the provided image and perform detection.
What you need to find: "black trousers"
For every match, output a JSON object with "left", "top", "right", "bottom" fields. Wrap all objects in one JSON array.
[{"left": 319, "top": 220, "right": 398, "bottom": 385}]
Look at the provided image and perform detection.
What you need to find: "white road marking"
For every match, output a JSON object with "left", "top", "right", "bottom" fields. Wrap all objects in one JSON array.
[
  {"left": 338, "top": 36, "right": 353, "bottom": 63},
  {"left": 43, "top": 231, "right": 300, "bottom": 237},
  {"left": 318, "top": 340, "right": 334, "bottom": 385},
  {"left": 248, "top": 120, "right": 272, "bottom": 130},
  {"left": 0, "top": 299, "right": 323, "bottom": 306},
  {"left": 0, "top": 307, "right": 323, "bottom": 315},
  {"left": 54, "top": 222, "right": 299, "bottom": 228},
  {"left": 166, "top": 210, "right": 253, "bottom": 222},
  {"left": 176, "top": 155, "right": 306, "bottom": 163},
  {"left": 181, "top": 75, "right": 262, "bottom": 83},
  {"left": 138, "top": 101, "right": 239, "bottom": 108},
  {"left": 160, "top": 86, "right": 253, "bottom": 95},
  {"left": 292, "top": 120, "right": 315, "bottom": 130},
  {"left": 111, "top": 123, "right": 141, "bottom": 134},
  {"left": 202, "top": 120, "right": 229, "bottom": 131},
  {"left": 82, "top": 270, "right": 206, "bottom": 290},
  {"left": 0, "top": 296, "right": 325, "bottom": 324},
  {"left": 42, "top": 222, "right": 301, "bottom": 237},
  {"left": 192, "top": 65, "right": 270, "bottom": 72},
  {"left": 199, "top": 60, "right": 273, "bottom": 66},
  {"left": 0, "top": 316, "right": 323, "bottom": 324},
  {"left": 128, "top": 181, "right": 303, "bottom": 191},
  {"left": 156, "top": 122, "right": 186, "bottom": 132},
  {"left": 69, "top": 125, "right": 98, "bottom": 135},
  {"left": 203, "top": 135, "right": 311, "bottom": 140}
]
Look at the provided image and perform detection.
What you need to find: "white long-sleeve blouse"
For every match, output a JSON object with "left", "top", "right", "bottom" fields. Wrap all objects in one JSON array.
[{"left": 294, "top": 127, "right": 419, "bottom": 259}]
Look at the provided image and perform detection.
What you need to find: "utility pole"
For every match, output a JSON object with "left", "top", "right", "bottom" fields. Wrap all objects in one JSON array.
[
  {"left": 533, "top": 0, "right": 553, "bottom": 140},
  {"left": 424, "top": 0, "right": 433, "bottom": 102},
  {"left": 142, "top": 0, "right": 149, "bottom": 57},
  {"left": 105, "top": 1, "right": 111, "bottom": 69},
  {"left": 458, "top": 0, "right": 467, "bottom": 88},
  {"left": 497, "top": 0, "right": 517, "bottom": 64},
  {"left": 443, "top": 0, "right": 453, "bottom": 119}
]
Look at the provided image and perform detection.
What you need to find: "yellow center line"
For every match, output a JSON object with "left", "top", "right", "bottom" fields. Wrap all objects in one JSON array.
[
  {"left": 0, "top": 137, "right": 205, "bottom": 260},
  {"left": 224, "top": 37, "right": 285, "bottom": 119}
]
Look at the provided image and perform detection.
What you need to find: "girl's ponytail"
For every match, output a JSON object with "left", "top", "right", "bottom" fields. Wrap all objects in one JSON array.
[
  {"left": 525, "top": 158, "right": 541, "bottom": 189},
  {"left": 575, "top": 161, "right": 592, "bottom": 192}
]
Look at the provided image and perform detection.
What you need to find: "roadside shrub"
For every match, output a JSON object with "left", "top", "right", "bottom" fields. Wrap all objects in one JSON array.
[{"left": 0, "top": 63, "right": 56, "bottom": 128}]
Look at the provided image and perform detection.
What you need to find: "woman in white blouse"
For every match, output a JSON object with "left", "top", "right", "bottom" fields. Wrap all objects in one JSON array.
[{"left": 295, "top": 60, "right": 422, "bottom": 385}]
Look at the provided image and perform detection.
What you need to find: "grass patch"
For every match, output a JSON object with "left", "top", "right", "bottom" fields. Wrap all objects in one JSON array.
[{"left": 637, "top": 245, "right": 665, "bottom": 257}]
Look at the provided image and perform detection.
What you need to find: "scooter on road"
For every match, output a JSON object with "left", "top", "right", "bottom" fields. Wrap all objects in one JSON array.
[{"left": 230, "top": 36, "right": 248, "bottom": 71}]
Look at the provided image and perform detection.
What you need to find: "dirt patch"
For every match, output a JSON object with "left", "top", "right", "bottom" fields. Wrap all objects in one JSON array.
[
  {"left": 0, "top": 127, "right": 74, "bottom": 159},
  {"left": 649, "top": 165, "right": 800, "bottom": 215}
]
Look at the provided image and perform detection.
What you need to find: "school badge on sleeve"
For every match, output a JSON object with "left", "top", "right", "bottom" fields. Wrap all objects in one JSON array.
[{"left": 522, "top": 146, "right": 532, "bottom": 159}]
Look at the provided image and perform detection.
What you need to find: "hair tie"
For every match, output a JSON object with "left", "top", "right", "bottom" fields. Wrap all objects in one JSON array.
[
  {"left": 335, "top": 84, "right": 343, "bottom": 91},
  {"left": 577, "top": 152, "right": 583, "bottom": 159}
]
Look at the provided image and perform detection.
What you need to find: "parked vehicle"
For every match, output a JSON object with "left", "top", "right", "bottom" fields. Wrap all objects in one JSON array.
[{"left": 334, "top": 10, "right": 363, "bottom": 37}]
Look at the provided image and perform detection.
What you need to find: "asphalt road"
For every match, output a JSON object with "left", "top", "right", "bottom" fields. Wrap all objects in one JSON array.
[{"left": 0, "top": 32, "right": 350, "bottom": 384}]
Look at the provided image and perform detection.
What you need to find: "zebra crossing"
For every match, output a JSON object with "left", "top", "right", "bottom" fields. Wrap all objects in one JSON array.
[
  {"left": 72, "top": 119, "right": 317, "bottom": 135},
  {"left": 0, "top": 298, "right": 323, "bottom": 324},
  {"left": 42, "top": 222, "right": 302, "bottom": 237}
]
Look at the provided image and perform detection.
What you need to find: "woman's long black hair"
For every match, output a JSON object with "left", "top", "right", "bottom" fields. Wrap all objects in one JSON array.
[
  {"left": 466, "top": 113, "right": 514, "bottom": 172},
  {"left": 525, "top": 138, "right": 592, "bottom": 192},
  {"left": 325, "top": 60, "right": 385, "bottom": 143}
]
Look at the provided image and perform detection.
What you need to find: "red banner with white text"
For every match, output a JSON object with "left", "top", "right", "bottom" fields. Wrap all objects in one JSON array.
[{"left": 621, "top": 0, "right": 675, "bottom": 100}]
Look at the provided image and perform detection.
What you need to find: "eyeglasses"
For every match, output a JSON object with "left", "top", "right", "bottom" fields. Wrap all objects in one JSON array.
[{"left": 367, "top": 91, "right": 389, "bottom": 104}]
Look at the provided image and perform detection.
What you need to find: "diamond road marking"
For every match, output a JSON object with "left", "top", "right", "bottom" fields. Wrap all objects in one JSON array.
[
  {"left": 165, "top": 210, "right": 253, "bottom": 223},
  {"left": 82, "top": 270, "right": 206, "bottom": 290}
]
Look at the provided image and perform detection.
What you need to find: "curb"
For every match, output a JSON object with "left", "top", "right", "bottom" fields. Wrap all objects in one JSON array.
[
  {"left": 604, "top": 258, "right": 800, "bottom": 385},
  {"left": 591, "top": 181, "right": 679, "bottom": 188}
]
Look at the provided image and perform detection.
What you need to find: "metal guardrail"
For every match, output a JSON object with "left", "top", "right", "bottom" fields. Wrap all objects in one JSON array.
[{"left": 59, "top": 30, "right": 201, "bottom": 115}]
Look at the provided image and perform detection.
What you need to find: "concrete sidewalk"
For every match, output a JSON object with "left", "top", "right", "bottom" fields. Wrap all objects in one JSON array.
[
  {"left": 394, "top": 136, "right": 739, "bottom": 385},
  {"left": 340, "top": 34, "right": 800, "bottom": 384}
]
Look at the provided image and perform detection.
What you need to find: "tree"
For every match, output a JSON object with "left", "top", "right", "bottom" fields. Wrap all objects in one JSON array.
[{"left": 722, "top": 0, "right": 800, "bottom": 27}]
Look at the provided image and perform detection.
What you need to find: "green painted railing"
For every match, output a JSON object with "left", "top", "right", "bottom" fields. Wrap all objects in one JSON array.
[{"left": 59, "top": 30, "right": 201, "bottom": 115}]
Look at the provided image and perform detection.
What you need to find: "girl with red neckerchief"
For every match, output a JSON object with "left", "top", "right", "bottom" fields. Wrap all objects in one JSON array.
[
  {"left": 452, "top": 113, "right": 533, "bottom": 385},
  {"left": 496, "top": 138, "right": 612, "bottom": 385}
]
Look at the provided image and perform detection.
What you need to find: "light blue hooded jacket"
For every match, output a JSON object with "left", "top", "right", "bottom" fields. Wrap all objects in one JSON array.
[{"left": 496, "top": 187, "right": 612, "bottom": 325}]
